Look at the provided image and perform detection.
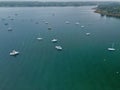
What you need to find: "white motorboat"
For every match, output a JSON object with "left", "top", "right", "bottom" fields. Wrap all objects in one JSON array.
[
  {"left": 55, "top": 46, "right": 62, "bottom": 50},
  {"left": 75, "top": 22, "right": 80, "bottom": 25},
  {"left": 45, "top": 22, "right": 48, "bottom": 24},
  {"left": 51, "top": 39, "right": 57, "bottom": 43},
  {"left": 86, "top": 33, "right": 90, "bottom": 36},
  {"left": 10, "top": 50, "right": 19, "bottom": 56},
  {"left": 37, "top": 38, "right": 43, "bottom": 41},
  {"left": 81, "top": 25, "right": 85, "bottom": 28},
  {"left": 65, "top": 21, "right": 70, "bottom": 24}
]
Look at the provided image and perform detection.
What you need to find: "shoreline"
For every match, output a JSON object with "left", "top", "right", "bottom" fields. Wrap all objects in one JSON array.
[{"left": 95, "top": 10, "right": 120, "bottom": 18}]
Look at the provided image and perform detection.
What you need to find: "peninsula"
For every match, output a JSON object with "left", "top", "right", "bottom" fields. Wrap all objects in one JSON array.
[{"left": 95, "top": 3, "right": 120, "bottom": 18}]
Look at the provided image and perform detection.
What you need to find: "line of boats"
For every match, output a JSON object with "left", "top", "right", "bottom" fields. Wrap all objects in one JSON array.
[
  {"left": 5, "top": 20, "right": 86, "bottom": 32},
  {"left": 10, "top": 40, "right": 116, "bottom": 57},
  {"left": 5, "top": 16, "right": 114, "bottom": 56},
  {"left": 10, "top": 46, "right": 62, "bottom": 56},
  {"left": 9, "top": 45, "right": 115, "bottom": 56},
  {"left": 65, "top": 21, "right": 85, "bottom": 28},
  {"left": 51, "top": 39, "right": 62, "bottom": 50},
  {"left": 9, "top": 42, "right": 115, "bottom": 57},
  {"left": 37, "top": 38, "right": 62, "bottom": 50},
  {"left": 10, "top": 38, "right": 62, "bottom": 56}
]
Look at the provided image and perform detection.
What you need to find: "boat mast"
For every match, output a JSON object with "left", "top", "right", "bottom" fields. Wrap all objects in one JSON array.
[{"left": 112, "top": 43, "right": 114, "bottom": 48}]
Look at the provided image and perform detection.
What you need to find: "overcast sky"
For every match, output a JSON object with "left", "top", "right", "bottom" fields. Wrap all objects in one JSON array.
[{"left": 0, "top": 0, "right": 120, "bottom": 1}]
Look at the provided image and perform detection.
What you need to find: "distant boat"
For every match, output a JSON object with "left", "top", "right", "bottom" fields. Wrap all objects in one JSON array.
[
  {"left": 108, "top": 43, "right": 116, "bottom": 51},
  {"left": 45, "top": 22, "right": 48, "bottom": 24},
  {"left": 15, "top": 13, "right": 18, "bottom": 16},
  {"left": 8, "top": 28, "right": 12, "bottom": 31},
  {"left": 35, "top": 22, "right": 39, "bottom": 24},
  {"left": 42, "top": 20, "right": 45, "bottom": 22},
  {"left": 10, "top": 18, "right": 14, "bottom": 21},
  {"left": 75, "top": 22, "right": 80, "bottom": 25},
  {"left": 86, "top": 33, "right": 90, "bottom": 36},
  {"left": 10, "top": 50, "right": 19, "bottom": 56},
  {"left": 55, "top": 46, "right": 62, "bottom": 50},
  {"left": 108, "top": 48, "right": 115, "bottom": 51},
  {"left": 37, "top": 38, "right": 43, "bottom": 41},
  {"left": 4, "top": 23, "right": 8, "bottom": 26},
  {"left": 8, "top": 16, "right": 11, "bottom": 18},
  {"left": 1, "top": 18, "right": 5, "bottom": 21},
  {"left": 81, "top": 25, "right": 85, "bottom": 28},
  {"left": 51, "top": 39, "right": 57, "bottom": 43},
  {"left": 65, "top": 21, "right": 70, "bottom": 24},
  {"left": 48, "top": 26, "right": 52, "bottom": 30}
]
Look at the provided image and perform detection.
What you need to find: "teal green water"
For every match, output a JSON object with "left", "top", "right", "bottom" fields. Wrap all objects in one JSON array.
[{"left": 0, "top": 6, "right": 120, "bottom": 90}]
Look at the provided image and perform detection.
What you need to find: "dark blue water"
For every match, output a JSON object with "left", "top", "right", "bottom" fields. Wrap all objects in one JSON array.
[{"left": 0, "top": 6, "right": 120, "bottom": 90}]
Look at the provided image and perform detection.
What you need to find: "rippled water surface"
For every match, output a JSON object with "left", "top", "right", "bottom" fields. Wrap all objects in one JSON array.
[{"left": 0, "top": 6, "right": 120, "bottom": 90}]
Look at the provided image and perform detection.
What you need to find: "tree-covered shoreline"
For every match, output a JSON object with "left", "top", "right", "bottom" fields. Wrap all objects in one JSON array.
[
  {"left": 95, "top": 3, "right": 120, "bottom": 18},
  {"left": 0, "top": 1, "right": 120, "bottom": 18}
]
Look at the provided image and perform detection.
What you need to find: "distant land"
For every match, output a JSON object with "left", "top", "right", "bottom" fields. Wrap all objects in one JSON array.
[
  {"left": 0, "top": 1, "right": 120, "bottom": 18},
  {"left": 0, "top": 1, "right": 118, "bottom": 7},
  {"left": 95, "top": 3, "right": 120, "bottom": 18}
]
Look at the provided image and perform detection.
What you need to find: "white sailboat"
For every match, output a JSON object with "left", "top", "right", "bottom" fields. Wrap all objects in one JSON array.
[{"left": 108, "top": 43, "right": 116, "bottom": 51}]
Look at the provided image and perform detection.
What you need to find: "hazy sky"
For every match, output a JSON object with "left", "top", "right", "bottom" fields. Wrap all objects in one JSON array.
[{"left": 0, "top": 0, "right": 120, "bottom": 1}]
